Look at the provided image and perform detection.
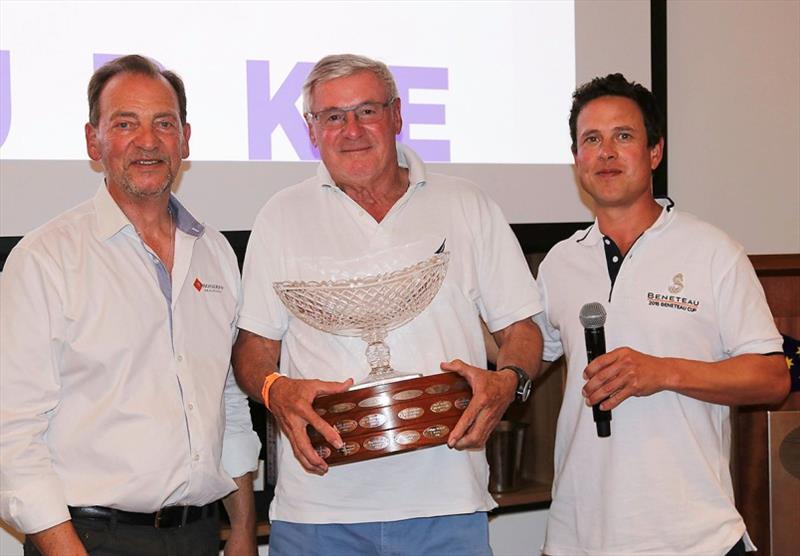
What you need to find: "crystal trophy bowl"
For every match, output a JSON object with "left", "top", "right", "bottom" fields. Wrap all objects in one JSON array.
[
  {"left": 273, "top": 251, "right": 473, "bottom": 465},
  {"left": 273, "top": 252, "right": 450, "bottom": 389}
]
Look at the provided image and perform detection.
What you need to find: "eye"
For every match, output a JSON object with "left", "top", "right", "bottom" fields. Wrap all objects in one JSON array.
[
  {"left": 357, "top": 104, "right": 379, "bottom": 117},
  {"left": 157, "top": 120, "right": 175, "bottom": 129},
  {"left": 116, "top": 121, "right": 131, "bottom": 129},
  {"left": 618, "top": 131, "right": 633, "bottom": 140},
  {"left": 583, "top": 135, "right": 599, "bottom": 144},
  {"left": 323, "top": 110, "right": 345, "bottom": 124}
]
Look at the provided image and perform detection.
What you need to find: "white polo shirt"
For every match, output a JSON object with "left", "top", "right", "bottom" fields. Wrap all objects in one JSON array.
[
  {"left": 0, "top": 185, "right": 261, "bottom": 534},
  {"left": 239, "top": 144, "right": 541, "bottom": 524},
  {"left": 536, "top": 207, "right": 782, "bottom": 555}
]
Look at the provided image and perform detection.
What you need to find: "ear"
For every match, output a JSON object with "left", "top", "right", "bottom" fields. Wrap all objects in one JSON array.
[
  {"left": 307, "top": 116, "right": 318, "bottom": 147},
  {"left": 181, "top": 122, "right": 191, "bottom": 159},
  {"left": 391, "top": 97, "right": 403, "bottom": 136},
  {"left": 650, "top": 138, "right": 664, "bottom": 170},
  {"left": 85, "top": 123, "right": 102, "bottom": 161}
]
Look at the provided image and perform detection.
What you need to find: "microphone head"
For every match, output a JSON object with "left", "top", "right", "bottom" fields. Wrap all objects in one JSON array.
[{"left": 579, "top": 302, "right": 607, "bottom": 329}]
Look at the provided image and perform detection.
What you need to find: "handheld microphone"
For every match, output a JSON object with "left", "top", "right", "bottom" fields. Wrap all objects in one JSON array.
[{"left": 579, "top": 302, "right": 611, "bottom": 438}]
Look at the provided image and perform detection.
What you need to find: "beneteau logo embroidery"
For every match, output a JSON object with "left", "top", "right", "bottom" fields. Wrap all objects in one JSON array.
[
  {"left": 668, "top": 273, "right": 684, "bottom": 294},
  {"left": 193, "top": 278, "right": 224, "bottom": 293},
  {"left": 647, "top": 291, "right": 700, "bottom": 312}
]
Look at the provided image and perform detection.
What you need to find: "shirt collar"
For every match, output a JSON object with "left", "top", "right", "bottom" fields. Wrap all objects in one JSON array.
[
  {"left": 577, "top": 201, "right": 676, "bottom": 248},
  {"left": 316, "top": 143, "right": 428, "bottom": 190},
  {"left": 93, "top": 183, "right": 205, "bottom": 241}
]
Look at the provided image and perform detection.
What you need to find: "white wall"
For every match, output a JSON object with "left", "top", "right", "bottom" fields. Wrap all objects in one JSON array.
[{"left": 668, "top": 0, "right": 800, "bottom": 254}]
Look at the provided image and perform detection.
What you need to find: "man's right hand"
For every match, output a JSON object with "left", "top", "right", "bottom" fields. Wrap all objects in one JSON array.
[{"left": 268, "top": 375, "right": 353, "bottom": 475}]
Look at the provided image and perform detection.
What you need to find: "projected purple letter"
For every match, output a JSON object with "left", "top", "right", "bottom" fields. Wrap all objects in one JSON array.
[
  {"left": 247, "top": 60, "right": 316, "bottom": 160},
  {"left": 94, "top": 53, "right": 124, "bottom": 69},
  {"left": 392, "top": 66, "right": 450, "bottom": 162},
  {"left": 0, "top": 50, "right": 10, "bottom": 147}
]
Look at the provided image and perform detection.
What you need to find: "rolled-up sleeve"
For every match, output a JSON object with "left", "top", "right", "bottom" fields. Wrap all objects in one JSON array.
[
  {"left": 220, "top": 254, "right": 261, "bottom": 479},
  {"left": 220, "top": 366, "right": 261, "bottom": 478},
  {"left": 0, "top": 246, "right": 71, "bottom": 534}
]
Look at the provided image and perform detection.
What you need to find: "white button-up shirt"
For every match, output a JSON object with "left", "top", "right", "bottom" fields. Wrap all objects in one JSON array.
[{"left": 0, "top": 185, "right": 261, "bottom": 534}]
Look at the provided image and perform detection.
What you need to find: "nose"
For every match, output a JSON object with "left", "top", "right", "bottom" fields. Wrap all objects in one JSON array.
[
  {"left": 598, "top": 142, "right": 617, "bottom": 161},
  {"left": 341, "top": 111, "right": 364, "bottom": 137},
  {"left": 133, "top": 125, "right": 159, "bottom": 150}
]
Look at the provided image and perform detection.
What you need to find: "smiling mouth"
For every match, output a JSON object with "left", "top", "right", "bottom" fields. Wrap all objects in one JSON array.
[
  {"left": 340, "top": 144, "right": 371, "bottom": 153},
  {"left": 130, "top": 159, "right": 165, "bottom": 167}
]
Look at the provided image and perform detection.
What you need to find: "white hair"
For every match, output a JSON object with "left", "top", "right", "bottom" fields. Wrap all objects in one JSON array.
[{"left": 302, "top": 53, "right": 399, "bottom": 114}]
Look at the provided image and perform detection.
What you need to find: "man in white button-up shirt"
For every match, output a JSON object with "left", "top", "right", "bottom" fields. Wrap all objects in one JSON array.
[{"left": 0, "top": 55, "right": 261, "bottom": 556}]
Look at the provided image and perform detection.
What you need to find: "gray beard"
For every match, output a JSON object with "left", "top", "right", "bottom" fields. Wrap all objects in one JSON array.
[{"left": 119, "top": 168, "right": 175, "bottom": 199}]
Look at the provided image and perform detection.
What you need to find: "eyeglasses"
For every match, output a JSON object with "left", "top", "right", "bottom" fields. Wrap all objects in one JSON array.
[{"left": 306, "top": 98, "right": 396, "bottom": 129}]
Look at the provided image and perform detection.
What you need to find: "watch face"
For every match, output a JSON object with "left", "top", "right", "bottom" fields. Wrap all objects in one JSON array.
[{"left": 519, "top": 380, "right": 532, "bottom": 402}]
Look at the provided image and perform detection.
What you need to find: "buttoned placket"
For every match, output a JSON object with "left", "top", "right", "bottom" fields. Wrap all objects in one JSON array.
[
  {"left": 134, "top": 218, "right": 205, "bottom": 476},
  {"left": 171, "top": 230, "right": 206, "bottom": 476}
]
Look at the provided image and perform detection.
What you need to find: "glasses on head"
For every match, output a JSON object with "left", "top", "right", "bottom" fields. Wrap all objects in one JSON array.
[{"left": 306, "top": 98, "right": 395, "bottom": 129}]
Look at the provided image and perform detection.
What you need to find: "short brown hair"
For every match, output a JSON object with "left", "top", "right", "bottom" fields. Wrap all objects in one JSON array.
[
  {"left": 569, "top": 73, "right": 663, "bottom": 154},
  {"left": 87, "top": 54, "right": 187, "bottom": 126}
]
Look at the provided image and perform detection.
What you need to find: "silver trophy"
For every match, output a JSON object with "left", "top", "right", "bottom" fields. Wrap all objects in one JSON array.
[{"left": 273, "top": 252, "right": 450, "bottom": 390}]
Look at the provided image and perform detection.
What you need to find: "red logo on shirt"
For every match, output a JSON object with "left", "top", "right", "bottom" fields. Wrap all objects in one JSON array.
[{"left": 193, "top": 278, "right": 224, "bottom": 293}]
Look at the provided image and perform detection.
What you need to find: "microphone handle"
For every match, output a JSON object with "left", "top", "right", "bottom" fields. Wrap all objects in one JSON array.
[{"left": 585, "top": 327, "right": 612, "bottom": 437}]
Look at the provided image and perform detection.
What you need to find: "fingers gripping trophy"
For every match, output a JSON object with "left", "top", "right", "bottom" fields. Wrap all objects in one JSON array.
[{"left": 272, "top": 245, "right": 473, "bottom": 465}]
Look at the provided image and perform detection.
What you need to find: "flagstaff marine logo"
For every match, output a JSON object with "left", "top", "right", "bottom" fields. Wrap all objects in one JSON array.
[{"left": 193, "top": 278, "right": 224, "bottom": 293}]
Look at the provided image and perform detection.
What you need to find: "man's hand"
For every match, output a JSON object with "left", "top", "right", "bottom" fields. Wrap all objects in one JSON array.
[
  {"left": 440, "top": 359, "right": 517, "bottom": 450},
  {"left": 582, "top": 347, "right": 666, "bottom": 410},
  {"left": 269, "top": 376, "right": 353, "bottom": 475}
]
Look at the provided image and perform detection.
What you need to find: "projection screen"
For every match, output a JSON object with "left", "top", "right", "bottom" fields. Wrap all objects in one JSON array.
[{"left": 0, "top": 0, "right": 653, "bottom": 258}]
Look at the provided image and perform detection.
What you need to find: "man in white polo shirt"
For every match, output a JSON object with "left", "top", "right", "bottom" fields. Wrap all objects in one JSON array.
[
  {"left": 536, "top": 73, "right": 789, "bottom": 556},
  {"left": 232, "top": 53, "right": 543, "bottom": 556}
]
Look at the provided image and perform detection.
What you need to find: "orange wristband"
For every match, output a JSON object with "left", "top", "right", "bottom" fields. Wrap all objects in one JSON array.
[{"left": 261, "top": 372, "right": 284, "bottom": 410}]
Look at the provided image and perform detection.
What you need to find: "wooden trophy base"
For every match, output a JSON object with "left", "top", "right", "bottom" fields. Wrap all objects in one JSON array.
[{"left": 309, "top": 373, "right": 472, "bottom": 465}]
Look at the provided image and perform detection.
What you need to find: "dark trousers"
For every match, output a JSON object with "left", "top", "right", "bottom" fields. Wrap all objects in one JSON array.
[{"left": 24, "top": 515, "right": 220, "bottom": 556}]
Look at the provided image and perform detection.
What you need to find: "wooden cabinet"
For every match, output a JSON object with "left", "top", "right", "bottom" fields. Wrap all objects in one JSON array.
[{"left": 731, "top": 254, "right": 800, "bottom": 556}]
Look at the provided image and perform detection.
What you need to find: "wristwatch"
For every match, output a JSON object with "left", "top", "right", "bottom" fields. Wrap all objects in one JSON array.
[{"left": 499, "top": 365, "right": 532, "bottom": 403}]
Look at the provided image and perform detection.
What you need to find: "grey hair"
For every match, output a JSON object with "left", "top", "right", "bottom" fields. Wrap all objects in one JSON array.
[{"left": 302, "top": 54, "right": 399, "bottom": 114}]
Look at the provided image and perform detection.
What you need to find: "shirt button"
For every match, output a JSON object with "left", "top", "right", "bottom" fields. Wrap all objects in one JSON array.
[
  {"left": 193, "top": 454, "right": 200, "bottom": 461},
  {"left": 612, "top": 255, "right": 619, "bottom": 263},
  {"left": 177, "top": 355, "right": 183, "bottom": 362},
  {"left": 188, "top": 403, "right": 194, "bottom": 411},
  {"left": 604, "top": 239, "right": 611, "bottom": 245}
]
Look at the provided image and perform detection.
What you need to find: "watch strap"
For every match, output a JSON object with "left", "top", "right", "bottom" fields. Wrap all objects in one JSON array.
[{"left": 498, "top": 365, "right": 532, "bottom": 402}]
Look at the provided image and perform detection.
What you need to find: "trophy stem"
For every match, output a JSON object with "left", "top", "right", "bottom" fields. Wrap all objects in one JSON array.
[
  {"left": 350, "top": 330, "right": 421, "bottom": 390},
  {"left": 364, "top": 328, "right": 391, "bottom": 374}
]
